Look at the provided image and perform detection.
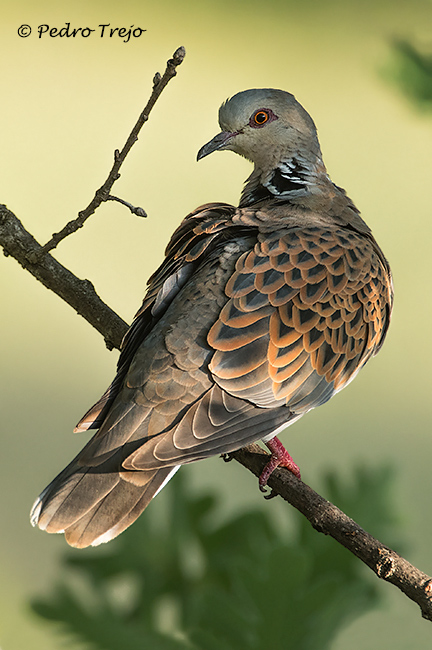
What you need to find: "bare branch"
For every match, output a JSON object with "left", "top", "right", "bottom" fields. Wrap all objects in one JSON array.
[
  {"left": 106, "top": 195, "right": 147, "bottom": 217},
  {"left": 230, "top": 444, "right": 432, "bottom": 621},
  {"left": 36, "top": 46, "right": 186, "bottom": 258},
  {"left": 0, "top": 205, "right": 128, "bottom": 350}
]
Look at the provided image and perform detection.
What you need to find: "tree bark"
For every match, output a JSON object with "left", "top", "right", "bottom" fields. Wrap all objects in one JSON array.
[
  {"left": 231, "top": 444, "right": 432, "bottom": 621},
  {"left": 0, "top": 204, "right": 128, "bottom": 350}
]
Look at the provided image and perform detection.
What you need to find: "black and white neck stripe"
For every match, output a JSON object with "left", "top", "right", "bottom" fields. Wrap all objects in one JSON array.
[{"left": 240, "top": 156, "right": 316, "bottom": 207}]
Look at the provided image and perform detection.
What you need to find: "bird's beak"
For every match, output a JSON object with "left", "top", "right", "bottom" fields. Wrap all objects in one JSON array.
[{"left": 197, "top": 131, "right": 236, "bottom": 161}]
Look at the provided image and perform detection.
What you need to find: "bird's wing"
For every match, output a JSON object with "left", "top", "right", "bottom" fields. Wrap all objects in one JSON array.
[
  {"left": 207, "top": 225, "right": 392, "bottom": 408},
  {"left": 124, "top": 223, "right": 393, "bottom": 471},
  {"left": 74, "top": 202, "right": 239, "bottom": 432}
]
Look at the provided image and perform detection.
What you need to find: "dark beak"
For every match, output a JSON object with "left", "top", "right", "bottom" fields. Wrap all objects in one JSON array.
[{"left": 197, "top": 131, "right": 236, "bottom": 161}]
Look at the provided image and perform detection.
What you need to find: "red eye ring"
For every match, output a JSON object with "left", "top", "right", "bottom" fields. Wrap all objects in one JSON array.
[{"left": 253, "top": 110, "right": 269, "bottom": 125}]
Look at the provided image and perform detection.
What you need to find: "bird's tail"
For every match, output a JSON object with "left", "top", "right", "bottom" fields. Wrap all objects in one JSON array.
[{"left": 30, "top": 458, "right": 180, "bottom": 548}]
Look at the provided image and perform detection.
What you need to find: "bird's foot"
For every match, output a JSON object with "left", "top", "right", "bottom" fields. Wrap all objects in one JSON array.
[
  {"left": 221, "top": 452, "right": 234, "bottom": 463},
  {"left": 259, "top": 437, "right": 301, "bottom": 492}
]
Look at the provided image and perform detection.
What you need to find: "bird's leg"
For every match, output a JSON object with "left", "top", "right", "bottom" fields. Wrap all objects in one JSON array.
[{"left": 259, "top": 437, "right": 301, "bottom": 491}]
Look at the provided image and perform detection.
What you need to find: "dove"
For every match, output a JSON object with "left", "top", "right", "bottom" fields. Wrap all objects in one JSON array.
[{"left": 31, "top": 88, "right": 393, "bottom": 548}]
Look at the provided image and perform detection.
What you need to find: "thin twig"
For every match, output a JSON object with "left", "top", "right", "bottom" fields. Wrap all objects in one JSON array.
[
  {"left": 230, "top": 444, "right": 432, "bottom": 621},
  {"left": 0, "top": 205, "right": 128, "bottom": 350},
  {"left": 36, "top": 46, "right": 185, "bottom": 259},
  {"left": 106, "top": 195, "right": 147, "bottom": 217}
]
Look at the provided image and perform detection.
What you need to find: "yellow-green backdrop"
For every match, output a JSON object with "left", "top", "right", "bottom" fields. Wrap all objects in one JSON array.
[{"left": 1, "top": 0, "right": 432, "bottom": 647}]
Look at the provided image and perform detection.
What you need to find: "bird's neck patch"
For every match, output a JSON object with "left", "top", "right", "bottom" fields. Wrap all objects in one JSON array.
[
  {"left": 264, "top": 157, "right": 310, "bottom": 196},
  {"left": 239, "top": 156, "right": 316, "bottom": 207}
]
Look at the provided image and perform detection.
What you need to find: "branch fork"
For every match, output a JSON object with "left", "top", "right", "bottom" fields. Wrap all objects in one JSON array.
[{"left": 34, "top": 46, "right": 186, "bottom": 262}]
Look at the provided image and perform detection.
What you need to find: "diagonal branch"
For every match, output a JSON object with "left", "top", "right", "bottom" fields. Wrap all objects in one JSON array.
[
  {"left": 230, "top": 444, "right": 432, "bottom": 621},
  {"left": 0, "top": 47, "right": 186, "bottom": 348},
  {"left": 0, "top": 204, "right": 128, "bottom": 350},
  {"left": 36, "top": 46, "right": 185, "bottom": 259}
]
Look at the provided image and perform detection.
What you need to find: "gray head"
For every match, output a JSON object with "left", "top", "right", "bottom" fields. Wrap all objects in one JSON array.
[{"left": 197, "top": 88, "right": 323, "bottom": 169}]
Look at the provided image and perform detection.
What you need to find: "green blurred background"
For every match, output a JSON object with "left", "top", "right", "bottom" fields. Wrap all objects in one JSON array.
[{"left": 1, "top": 0, "right": 432, "bottom": 647}]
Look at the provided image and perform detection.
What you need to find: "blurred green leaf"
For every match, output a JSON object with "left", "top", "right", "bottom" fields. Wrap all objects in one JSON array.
[
  {"left": 31, "top": 465, "right": 404, "bottom": 650},
  {"left": 385, "top": 40, "right": 432, "bottom": 110}
]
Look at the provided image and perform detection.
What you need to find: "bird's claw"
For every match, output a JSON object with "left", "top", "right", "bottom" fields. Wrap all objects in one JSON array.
[{"left": 264, "top": 488, "right": 278, "bottom": 500}]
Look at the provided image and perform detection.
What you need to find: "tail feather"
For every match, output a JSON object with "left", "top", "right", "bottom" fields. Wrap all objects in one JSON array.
[
  {"left": 31, "top": 460, "right": 180, "bottom": 548},
  {"left": 63, "top": 477, "right": 153, "bottom": 548},
  {"left": 38, "top": 469, "right": 120, "bottom": 533},
  {"left": 89, "top": 466, "right": 181, "bottom": 547}
]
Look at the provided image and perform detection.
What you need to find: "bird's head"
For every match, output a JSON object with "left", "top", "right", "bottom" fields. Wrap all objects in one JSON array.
[{"left": 197, "top": 88, "right": 322, "bottom": 170}]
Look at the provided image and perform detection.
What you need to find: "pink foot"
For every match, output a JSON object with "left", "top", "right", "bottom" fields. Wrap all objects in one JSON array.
[{"left": 259, "top": 437, "right": 301, "bottom": 490}]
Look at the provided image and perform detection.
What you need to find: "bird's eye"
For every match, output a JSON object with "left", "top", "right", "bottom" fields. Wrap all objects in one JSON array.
[
  {"left": 248, "top": 109, "right": 277, "bottom": 129},
  {"left": 253, "top": 111, "right": 269, "bottom": 125}
]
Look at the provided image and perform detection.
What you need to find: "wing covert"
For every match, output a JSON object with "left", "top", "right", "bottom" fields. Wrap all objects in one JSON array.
[{"left": 208, "top": 226, "right": 392, "bottom": 414}]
